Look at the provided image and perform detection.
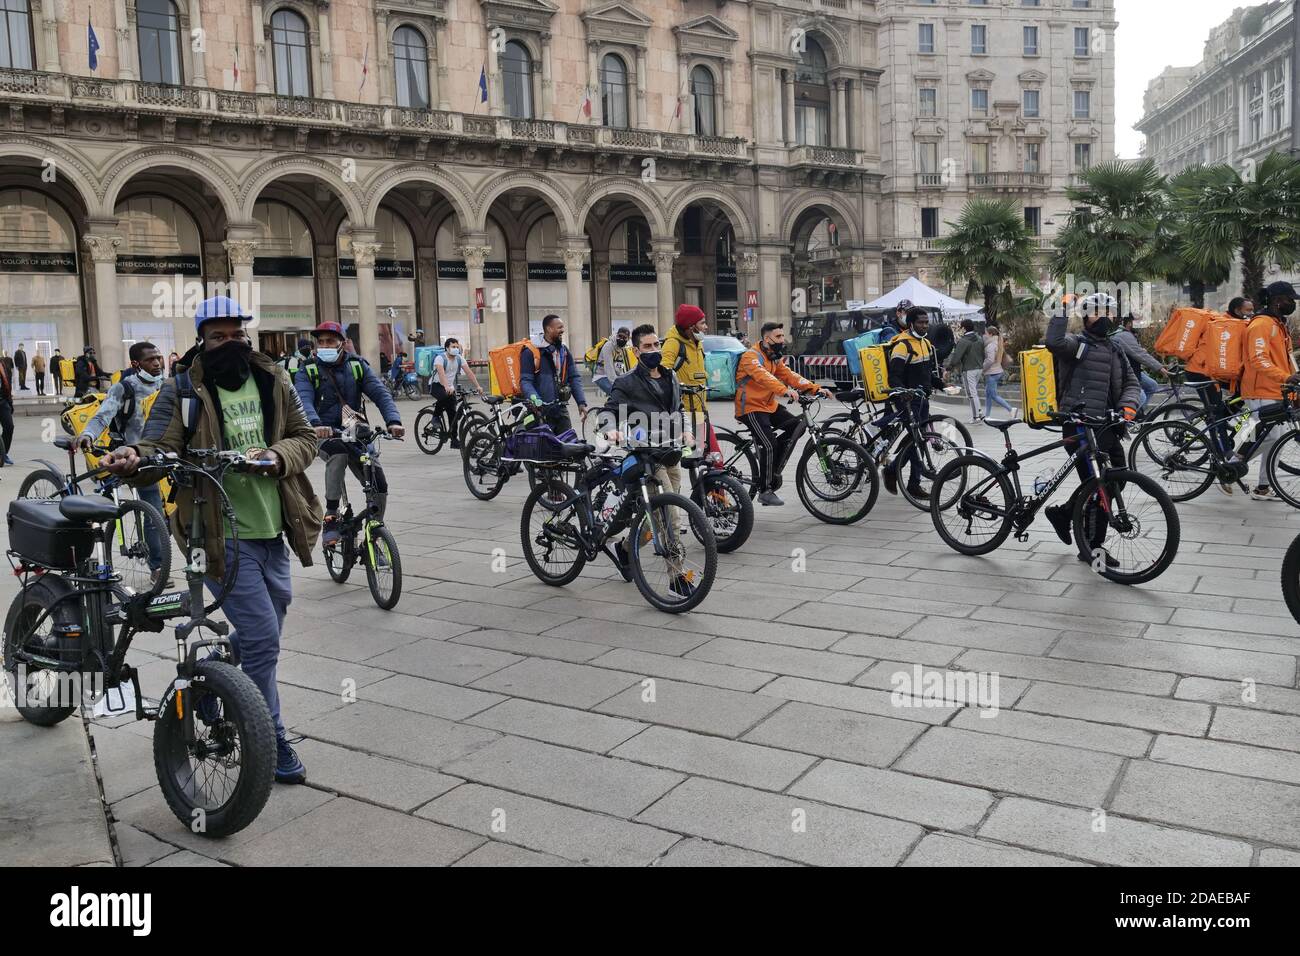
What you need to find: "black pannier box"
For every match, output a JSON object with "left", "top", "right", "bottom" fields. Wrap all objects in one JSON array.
[{"left": 7, "top": 499, "right": 97, "bottom": 570}]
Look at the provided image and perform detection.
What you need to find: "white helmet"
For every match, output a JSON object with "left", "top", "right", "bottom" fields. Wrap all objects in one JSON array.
[{"left": 1075, "top": 292, "right": 1118, "bottom": 317}]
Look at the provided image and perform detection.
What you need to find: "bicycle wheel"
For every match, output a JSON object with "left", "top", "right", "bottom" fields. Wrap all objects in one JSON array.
[
  {"left": 1281, "top": 532, "right": 1300, "bottom": 625},
  {"left": 627, "top": 492, "right": 716, "bottom": 613},
  {"left": 930, "top": 455, "right": 1016, "bottom": 556},
  {"left": 1144, "top": 401, "right": 1205, "bottom": 426},
  {"left": 324, "top": 533, "right": 353, "bottom": 583},
  {"left": 17, "top": 468, "right": 65, "bottom": 499},
  {"left": 696, "top": 471, "right": 753, "bottom": 553},
  {"left": 106, "top": 498, "right": 172, "bottom": 597},
  {"left": 414, "top": 408, "right": 446, "bottom": 455},
  {"left": 462, "top": 427, "right": 508, "bottom": 501},
  {"left": 715, "top": 427, "right": 759, "bottom": 499},
  {"left": 922, "top": 415, "right": 974, "bottom": 449},
  {"left": 819, "top": 413, "right": 862, "bottom": 440},
  {"left": 896, "top": 427, "right": 968, "bottom": 511},
  {"left": 363, "top": 524, "right": 402, "bottom": 610},
  {"left": 1073, "top": 469, "right": 1180, "bottom": 586},
  {"left": 2, "top": 575, "right": 81, "bottom": 726},
  {"left": 520, "top": 479, "right": 587, "bottom": 586},
  {"left": 795, "top": 436, "right": 880, "bottom": 525},
  {"left": 1265, "top": 429, "right": 1300, "bottom": 507},
  {"left": 153, "top": 659, "right": 275, "bottom": 838},
  {"left": 458, "top": 410, "right": 488, "bottom": 446},
  {"left": 1126, "top": 420, "right": 1215, "bottom": 502}
]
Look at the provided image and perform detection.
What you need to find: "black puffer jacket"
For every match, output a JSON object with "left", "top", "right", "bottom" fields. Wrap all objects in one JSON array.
[{"left": 1046, "top": 312, "right": 1141, "bottom": 418}]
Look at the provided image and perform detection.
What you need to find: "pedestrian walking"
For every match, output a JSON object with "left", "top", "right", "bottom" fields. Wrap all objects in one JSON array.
[
  {"left": 981, "top": 325, "right": 1016, "bottom": 419},
  {"left": 32, "top": 351, "right": 46, "bottom": 395},
  {"left": 50, "top": 349, "right": 65, "bottom": 393},
  {"left": 13, "top": 343, "right": 28, "bottom": 390},
  {"left": 945, "top": 318, "right": 984, "bottom": 422}
]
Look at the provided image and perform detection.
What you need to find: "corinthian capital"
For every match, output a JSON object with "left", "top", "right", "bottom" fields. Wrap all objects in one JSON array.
[
  {"left": 737, "top": 252, "right": 759, "bottom": 275},
  {"left": 653, "top": 249, "right": 679, "bottom": 273},
  {"left": 457, "top": 244, "right": 493, "bottom": 271},
  {"left": 223, "top": 239, "right": 260, "bottom": 267},
  {"left": 82, "top": 234, "right": 122, "bottom": 263},
  {"left": 562, "top": 246, "right": 589, "bottom": 270},
  {"left": 351, "top": 241, "right": 381, "bottom": 269}
]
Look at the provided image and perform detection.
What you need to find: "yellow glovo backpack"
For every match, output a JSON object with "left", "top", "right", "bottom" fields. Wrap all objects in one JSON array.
[
  {"left": 858, "top": 344, "right": 891, "bottom": 402},
  {"left": 60, "top": 383, "right": 173, "bottom": 515},
  {"left": 1019, "top": 346, "right": 1058, "bottom": 426}
]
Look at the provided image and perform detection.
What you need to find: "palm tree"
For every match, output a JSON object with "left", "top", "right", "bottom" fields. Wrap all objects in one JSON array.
[
  {"left": 935, "top": 198, "right": 1038, "bottom": 325},
  {"left": 1050, "top": 159, "right": 1167, "bottom": 311},
  {"left": 1169, "top": 151, "right": 1300, "bottom": 297},
  {"left": 1150, "top": 166, "right": 1231, "bottom": 308}
]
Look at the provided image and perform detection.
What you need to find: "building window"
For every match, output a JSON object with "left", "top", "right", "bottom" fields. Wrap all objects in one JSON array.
[
  {"left": 1074, "top": 89, "right": 1090, "bottom": 118},
  {"left": 1024, "top": 206, "right": 1041, "bottom": 235},
  {"left": 691, "top": 65, "right": 716, "bottom": 136},
  {"left": 1268, "top": 60, "right": 1286, "bottom": 135},
  {"left": 0, "top": 0, "right": 33, "bottom": 70},
  {"left": 971, "top": 142, "right": 989, "bottom": 173},
  {"left": 1073, "top": 141, "right": 1091, "bottom": 168},
  {"left": 1023, "top": 89, "right": 1039, "bottom": 117},
  {"left": 1022, "top": 0, "right": 1040, "bottom": 5},
  {"left": 919, "top": 87, "right": 937, "bottom": 117},
  {"left": 1074, "top": 27, "right": 1089, "bottom": 56},
  {"left": 137, "top": 0, "right": 183, "bottom": 85},
  {"left": 921, "top": 208, "right": 939, "bottom": 239},
  {"left": 971, "top": 24, "right": 987, "bottom": 55},
  {"left": 393, "top": 26, "right": 429, "bottom": 109},
  {"left": 918, "top": 141, "right": 938, "bottom": 173},
  {"left": 626, "top": 220, "right": 651, "bottom": 265},
  {"left": 1024, "top": 142, "right": 1040, "bottom": 173},
  {"left": 1023, "top": 26, "right": 1038, "bottom": 55},
  {"left": 972, "top": 88, "right": 989, "bottom": 114},
  {"left": 795, "top": 37, "right": 830, "bottom": 146},
  {"left": 600, "top": 53, "right": 630, "bottom": 129},
  {"left": 915, "top": 23, "right": 935, "bottom": 53},
  {"left": 270, "top": 9, "right": 312, "bottom": 97},
  {"left": 1073, "top": 0, "right": 1091, "bottom": 6},
  {"left": 683, "top": 205, "right": 703, "bottom": 255},
  {"left": 501, "top": 40, "right": 533, "bottom": 119}
]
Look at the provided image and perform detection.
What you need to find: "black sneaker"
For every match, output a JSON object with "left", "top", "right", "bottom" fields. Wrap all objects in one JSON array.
[
  {"left": 906, "top": 483, "right": 930, "bottom": 500},
  {"left": 757, "top": 491, "right": 785, "bottom": 506},
  {"left": 275, "top": 736, "right": 307, "bottom": 785},
  {"left": 612, "top": 540, "right": 633, "bottom": 582},
  {"left": 1044, "top": 504, "right": 1073, "bottom": 545},
  {"left": 883, "top": 465, "right": 898, "bottom": 496},
  {"left": 1079, "top": 548, "right": 1121, "bottom": 569}
]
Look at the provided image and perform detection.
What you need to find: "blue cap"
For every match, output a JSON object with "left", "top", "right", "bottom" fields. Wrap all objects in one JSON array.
[{"left": 194, "top": 296, "right": 252, "bottom": 331}]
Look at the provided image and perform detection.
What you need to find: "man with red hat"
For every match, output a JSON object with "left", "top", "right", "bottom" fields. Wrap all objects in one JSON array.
[
  {"left": 661, "top": 304, "right": 709, "bottom": 417},
  {"left": 294, "top": 321, "right": 404, "bottom": 546}
]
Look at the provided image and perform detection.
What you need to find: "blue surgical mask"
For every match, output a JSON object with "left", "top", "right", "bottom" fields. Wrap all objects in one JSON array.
[
  {"left": 316, "top": 348, "right": 340, "bottom": 364},
  {"left": 448, "top": 348, "right": 461, "bottom": 357},
  {"left": 136, "top": 369, "right": 160, "bottom": 384}
]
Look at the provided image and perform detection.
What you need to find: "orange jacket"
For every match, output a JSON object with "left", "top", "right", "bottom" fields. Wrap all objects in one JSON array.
[
  {"left": 735, "top": 346, "right": 817, "bottom": 416},
  {"left": 1240, "top": 314, "right": 1296, "bottom": 400}
]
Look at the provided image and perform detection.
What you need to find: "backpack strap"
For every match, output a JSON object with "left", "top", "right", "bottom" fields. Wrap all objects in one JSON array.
[{"left": 174, "top": 370, "right": 202, "bottom": 444}]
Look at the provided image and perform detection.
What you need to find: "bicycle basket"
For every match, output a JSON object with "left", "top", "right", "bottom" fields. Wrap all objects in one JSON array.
[{"left": 503, "top": 426, "right": 579, "bottom": 463}]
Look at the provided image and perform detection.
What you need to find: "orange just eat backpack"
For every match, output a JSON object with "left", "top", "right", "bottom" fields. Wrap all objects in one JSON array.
[
  {"left": 1154, "top": 307, "right": 1217, "bottom": 361},
  {"left": 489, "top": 338, "right": 541, "bottom": 397},
  {"left": 1199, "top": 316, "right": 1247, "bottom": 383}
]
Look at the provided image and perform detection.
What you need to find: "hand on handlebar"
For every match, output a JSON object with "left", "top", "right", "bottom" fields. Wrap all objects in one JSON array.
[
  {"left": 101, "top": 446, "right": 140, "bottom": 476},
  {"left": 314, "top": 425, "right": 334, "bottom": 440},
  {"left": 784, "top": 388, "right": 800, "bottom": 403},
  {"left": 242, "top": 448, "right": 282, "bottom": 476},
  {"left": 387, "top": 423, "right": 406, "bottom": 439}
]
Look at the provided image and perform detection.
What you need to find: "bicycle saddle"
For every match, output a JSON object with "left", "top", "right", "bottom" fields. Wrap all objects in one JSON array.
[
  {"left": 836, "top": 388, "right": 865, "bottom": 402},
  {"left": 984, "top": 419, "right": 1018, "bottom": 432},
  {"left": 59, "top": 494, "right": 121, "bottom": 523},
  {"left": 559, "top": 442, "right": 595, "bottom": 459},
  {"left": 53, "top": 436, "right": 75, "bottom": 450},
  {"left": 483, "top": 395, "right": 507, "bottom": 405}
]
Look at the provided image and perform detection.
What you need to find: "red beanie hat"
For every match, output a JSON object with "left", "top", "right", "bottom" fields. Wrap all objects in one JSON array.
[{"left": 675, "top": 304, "right": 706, "bottom": 331}]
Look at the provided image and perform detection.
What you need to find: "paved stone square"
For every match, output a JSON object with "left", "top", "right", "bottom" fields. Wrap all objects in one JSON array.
[{"left": 2, "top": 399, "right": 1299, "bottom": 867}]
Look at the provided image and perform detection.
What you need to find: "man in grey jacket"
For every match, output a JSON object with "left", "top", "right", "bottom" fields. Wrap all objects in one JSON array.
[
  {"left": 1043, "top": 294, "right": 1142, "bottom": 563},
  {"left": 945, "top": 318, "right": 985, "bottom": 422},
  {"left": 78, "top": 341, "right": 168, "bottom": 583},
  {"left": 593, "top": 326, "right": 632, "bottom": 396},
  {"left": 1111, "top": 315, "right": 1167, "bottom": 405}
]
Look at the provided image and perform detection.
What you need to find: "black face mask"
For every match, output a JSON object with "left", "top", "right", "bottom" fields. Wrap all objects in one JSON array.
[
  {"left": 764, "top": 340, "right": 785, "bottom": 357},
  {"left": 204, "top": 341, "right": 253, "bottom": 390},
  {"left": 1087, "top": 316, "right": 1112, "bottom": 337},
  {"left": 639, "top": 351, "right": 662, "bottom": 370}
]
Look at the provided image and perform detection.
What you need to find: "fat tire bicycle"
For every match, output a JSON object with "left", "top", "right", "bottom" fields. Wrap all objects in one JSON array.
[
  {"left": 18, "top": 436, "right": 172, "bottom": 598},
  {"left": 2, "top": 448, "right": 278, "bottom": 836},
  {"left": 929, "top": 409, "right": 1181, "bottom": 585},
  {"left": 520, "top": 436, "right": 717, "bottom": 613},
  {"left": 321, "top": 424, "right": 403, "bottom": 610}
]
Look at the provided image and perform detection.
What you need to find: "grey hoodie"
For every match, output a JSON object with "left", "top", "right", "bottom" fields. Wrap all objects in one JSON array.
[{"left": 84, "top": 373, "right": 161, "bottom": 445}]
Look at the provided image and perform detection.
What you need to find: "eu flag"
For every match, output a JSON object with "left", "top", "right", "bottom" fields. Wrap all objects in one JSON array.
[
  {"left": 478, "top": 66, "right": 488, "bottom": 103},
  {"left": 88, "top": 20, "right": 100, "bottom": 72}
]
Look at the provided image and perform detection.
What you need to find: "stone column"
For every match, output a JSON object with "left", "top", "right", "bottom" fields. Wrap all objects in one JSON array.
[
  {"left": 488, "top": 33, "right": 502, "bottom": 117},
  {"left": 433, "top": 19, "right": 450, "bottom": 112},
  {"left": 252, "top": 1, "right": 270, "bottom": 93},
  {"left": 508, "top": 251, "right": 529, "bottom": 342},
  {"left": 783, "top": 70, "right": 796, "bottom": 147},
  {"left": 592, "top": 255, "right": 612, "bottom": 342},
  {"left": 416, "top": 246, "right": 439, "bottom": 341},
  {"left": 561, "top": 237, "right": 591, "bottom": 358},
  {"left": 222, "top": 236, "right": 260, "bottom": 347},
  {"left": 651, "top": 239, "right": 679, "bottom": 329},
  {"left": 116, "top": 0, "right": 135, "bottom": 81},
  {"left": 736, "top": 250, "right": 759, "bottom": 340},
  {"left": 351, "top": 237, "right": 382, "bottom": 366},
  {"left": 315, "top": 4, "right": 334, "bottom": 100},
  {"left": 457, "top": 238, "right": 493, "bottom": 362},
  {"left": 635, "top": 47, "right": 647, "bottom": 129},
  {"left": 34, "top": 0, "right": 60, "bottom": 73},
  {"left": 540, "top": 32, "right": 554, "bottom": 120},
  {"left": 375, "top": 9, "right": 392, "bottom": 105},
  {"left": 83, "top": 230, "right": 125, "bottom": 372},
  {"left": 678, "top": 58, "right": 691, "bottom": 134},
  {"left": 188, "top": 0, "right": 207, "bottom": 85},
  {"left": 587, "top": 42, "right": 600, "bottom": 124},
  {"left": 314, "top": 244, "right": 339, "bottom": 332},
  {"left": 835, "top": 80, "right": 848, "bottom": 148}
]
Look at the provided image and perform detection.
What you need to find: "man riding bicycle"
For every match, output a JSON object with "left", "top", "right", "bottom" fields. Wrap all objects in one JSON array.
[
  {"left": 1044, "top": 292, "right": 1141, "bottom": 559},
  {"left": 1239, "top": 280, "right": 1300, "bottom": 502},
  {"left": 431, "top": 337, "right": 484, "bottom": 450},
  {"left": 293, "top": 322, "right": 404, "bottom": 546},
  {"left": 735, "top": 321, "right": 831, "bottom": 506}
]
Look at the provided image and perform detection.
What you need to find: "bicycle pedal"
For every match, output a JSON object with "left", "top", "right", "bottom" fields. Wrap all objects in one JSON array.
[{"left": 1015, "top": 531, "right": 1030, "bottom": 543}]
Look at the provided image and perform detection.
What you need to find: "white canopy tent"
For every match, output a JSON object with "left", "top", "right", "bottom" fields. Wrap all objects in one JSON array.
[{"left": 861, "top": 276, "right": 983, "bottom": 318}]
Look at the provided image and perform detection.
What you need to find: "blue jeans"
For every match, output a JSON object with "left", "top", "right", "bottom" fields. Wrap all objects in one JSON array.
[
  {"left": 1138, "top": 370, "right": 1160, "bottom": 407},
  {"left": 137, "top": 482, "right": 166, "bottom": 572},
  {"left": 984, "top": 373, "right": 1014, "bottom": 417},
  {"left": 206, "top": 538, "right": 292, "bottom": 739}
]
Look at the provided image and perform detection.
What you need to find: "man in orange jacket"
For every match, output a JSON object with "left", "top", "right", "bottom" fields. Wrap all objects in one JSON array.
[
  {"left": 1240, "top": 280, "right": 1300, "bottom": 501},
  {"left": 735, "top": 321, "right": 831, "bottom": 505}
]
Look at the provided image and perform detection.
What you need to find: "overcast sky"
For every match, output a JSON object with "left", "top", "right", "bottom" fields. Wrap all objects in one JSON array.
[{"left": 1114, "top": 0, "right": 1255, "bottom": 158}]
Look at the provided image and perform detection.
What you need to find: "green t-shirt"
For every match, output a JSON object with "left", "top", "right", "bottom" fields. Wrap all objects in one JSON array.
[{"left": 217, "top": 378, "right": 282, "bottom": 540}]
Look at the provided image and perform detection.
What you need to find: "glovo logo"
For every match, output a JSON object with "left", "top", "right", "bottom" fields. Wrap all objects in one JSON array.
[{"left": 1021, "top": 349, "right": 1056, "bottom": 423}]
